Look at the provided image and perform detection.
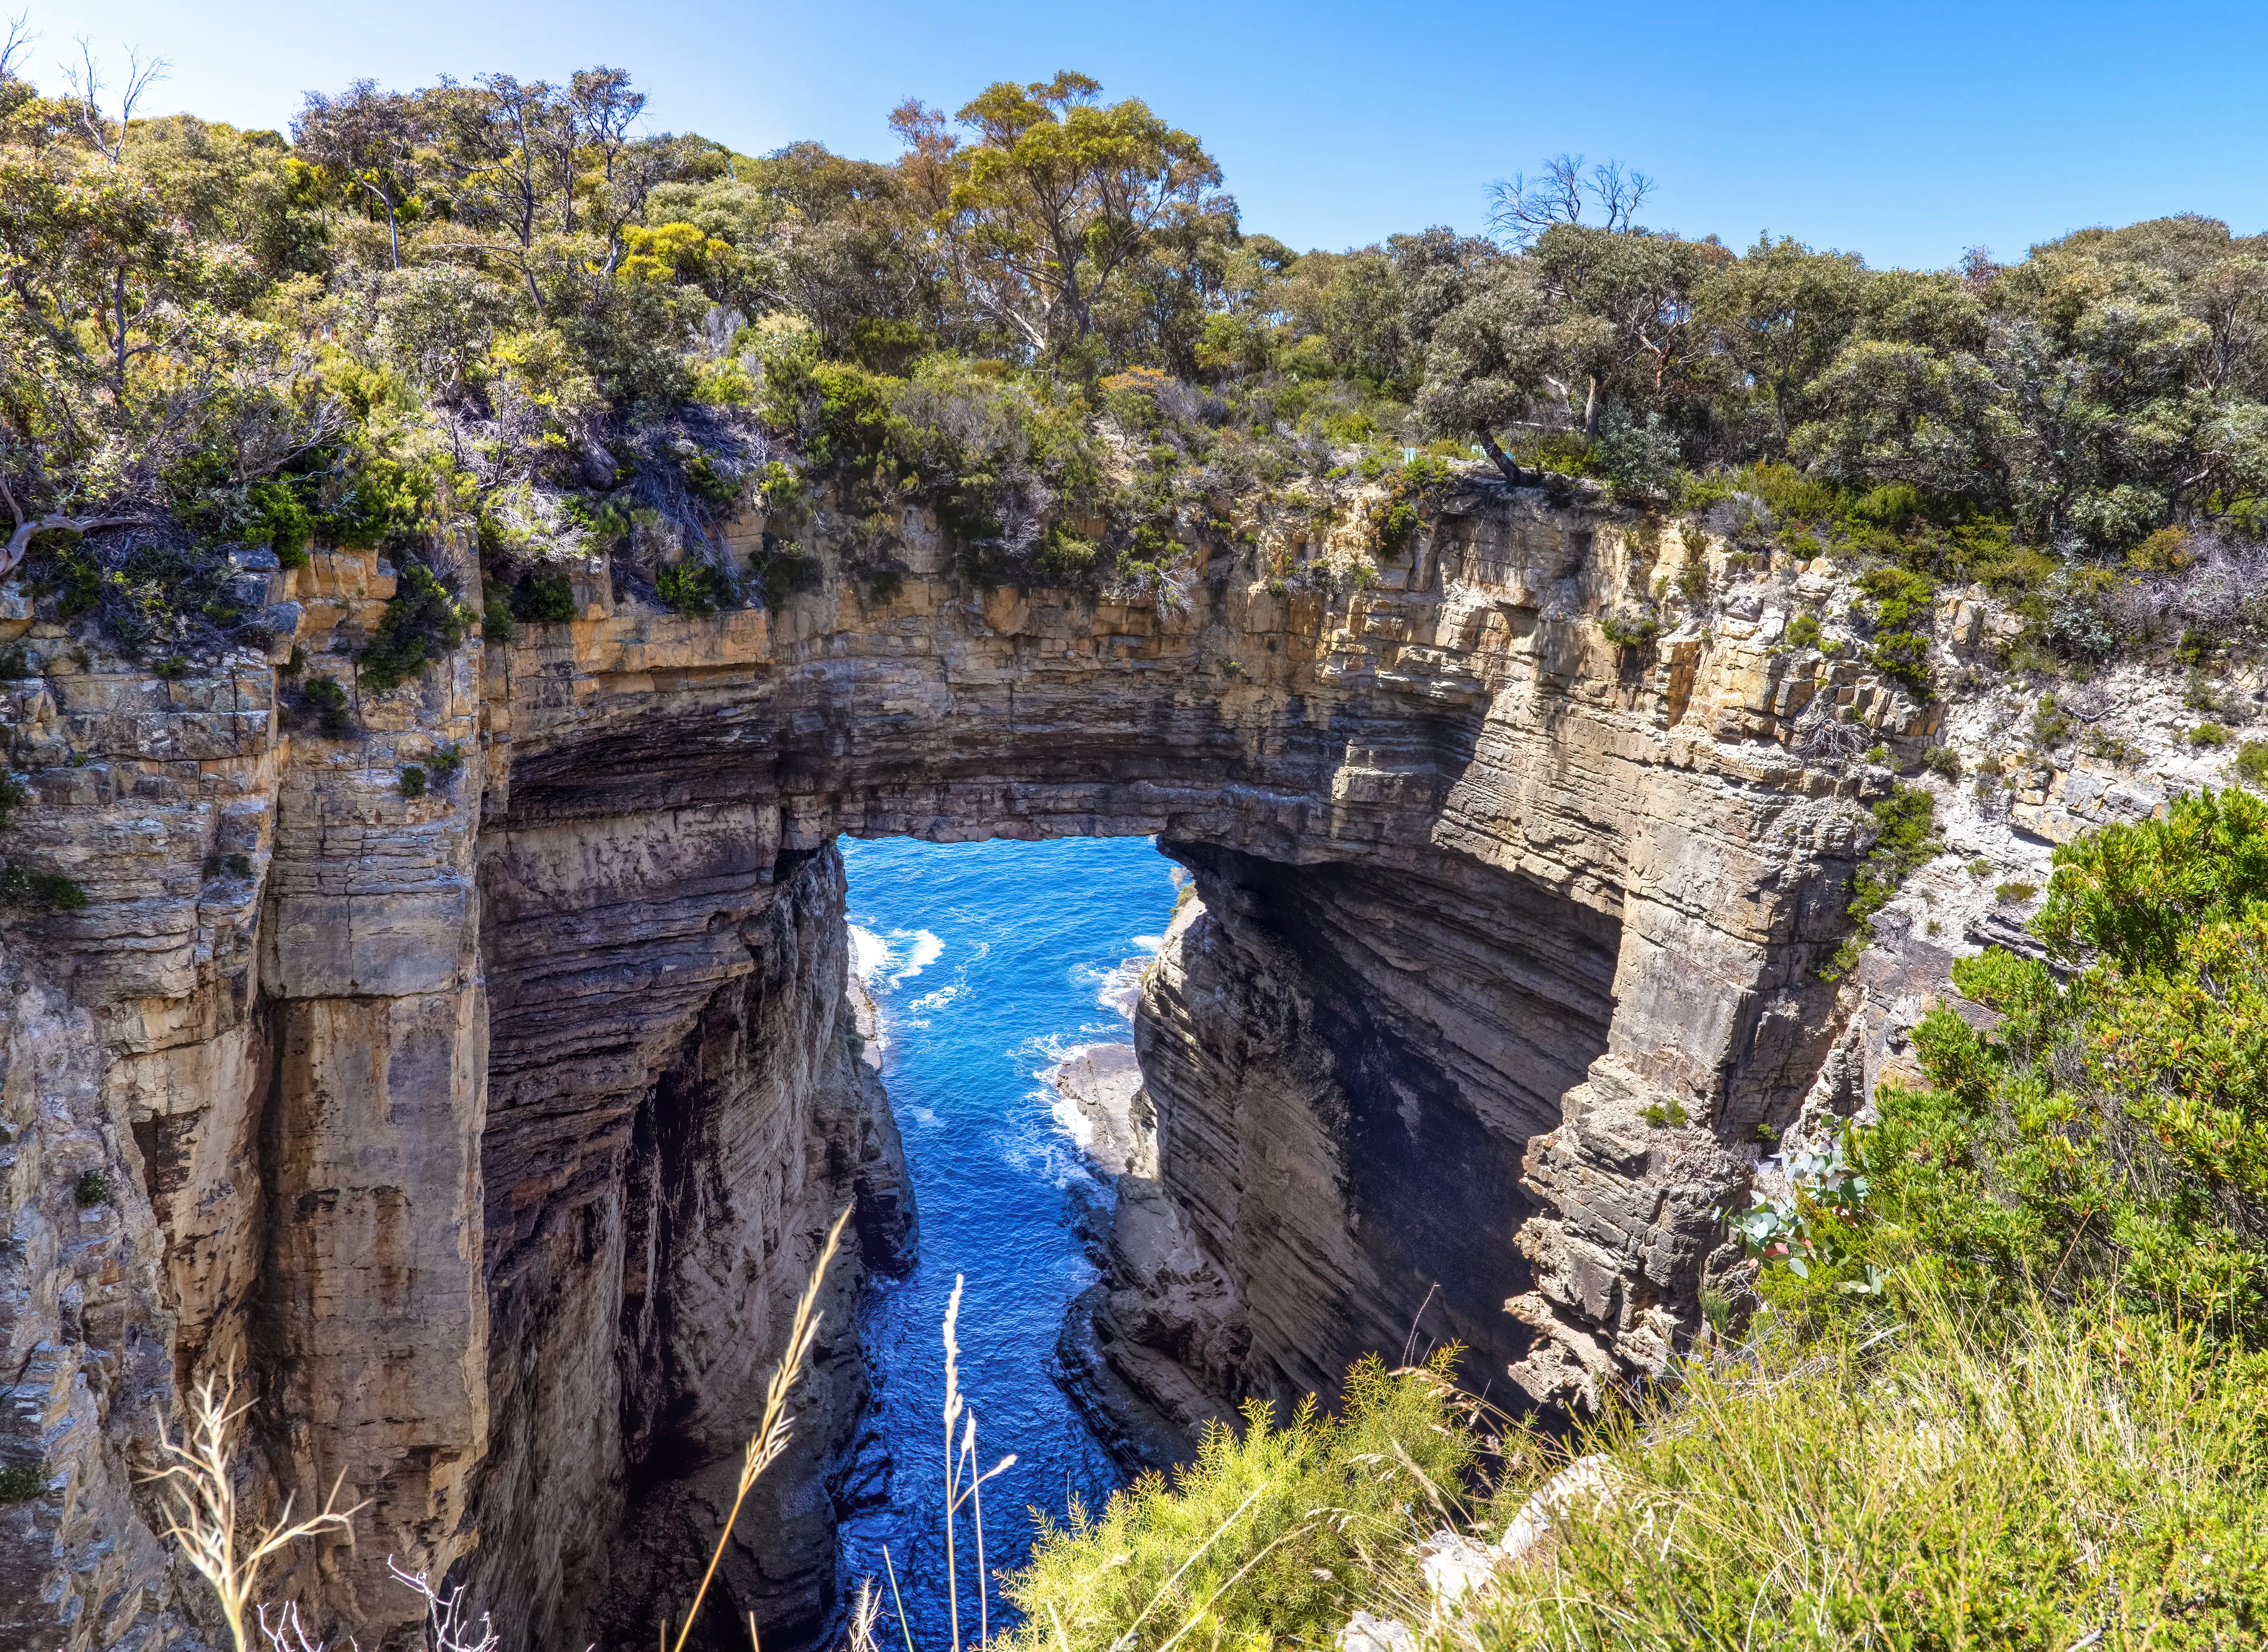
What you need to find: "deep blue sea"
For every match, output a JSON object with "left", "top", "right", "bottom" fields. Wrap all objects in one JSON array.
[{"left": 834, "top": 833, "right": 1180, "bottom": 1645}]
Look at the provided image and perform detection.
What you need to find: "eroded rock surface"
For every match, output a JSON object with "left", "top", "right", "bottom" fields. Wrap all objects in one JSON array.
[{"left": 2, "top": 471, "right": 1995, "bottom": 1646}]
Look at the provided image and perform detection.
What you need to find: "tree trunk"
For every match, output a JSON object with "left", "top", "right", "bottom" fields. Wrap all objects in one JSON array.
[
  {"left": 1583, "top": 377, "right": 1599, "bottom": 440},
  {"left": 2, "top": 514, "right": 140, "bottom": 579},
  {"left": 1477, "top": 431, "right": 1526, "bottom": 489}
]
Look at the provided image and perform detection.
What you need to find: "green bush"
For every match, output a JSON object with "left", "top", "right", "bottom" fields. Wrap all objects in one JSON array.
[
  {"left": 510, "top": 570, "right": 579, "bottom": 624},
  {"left": 429, "top": 742, "right": 465, "bottom": 783},
  {"left": 748, "top": 540, "right": 822, "bottom": 602},
  {"left": 1784, "top": 611, "right": 1823, "bottom": 650},
  {"left": 2192, "top": 721, "right": 2231, "bottom": 747},
  {"left": 0, "top": 863, "right": 89, "bottom": 910},
  {"left": 2237, "top": 740, "right": 2268, "bottom": 788},
  {"left": 73, "top": 1169, "right": 111, "bottom": 1207},
  {"left": 359, "top": 565, "right": 472, "bottom": 694},
  {"left": 399, "top": 765, "right": 428, "bottom": 799},
  {"left": 1598, "top": 610, "right": 1661, "bottom": 649},
  {"left": 1780, "top": 788, "right": 2268, "bottom": 1343},
  {"left": 0, "top": 1462, "right": 45, "bottom": 1504},
  {"left": 1037, "top": 524, "right": 1099, "bottom": 579},
  {"left": 295, "top": 673, "right": 351, "bottom": 737},
  {"left": 1005, "top": 1353, "right": 1471, "bottom": 1651},
  {"left": 1821, "top": 784, "right": 1938, "bottom": 980},
  {"left": 655, "top": 558, "right": 733, "bottom": 615}
]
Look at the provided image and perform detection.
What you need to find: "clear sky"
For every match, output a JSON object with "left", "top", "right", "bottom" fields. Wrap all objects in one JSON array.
[{"left": 28, "top": 0, "right": 2267, "bottom": 271}]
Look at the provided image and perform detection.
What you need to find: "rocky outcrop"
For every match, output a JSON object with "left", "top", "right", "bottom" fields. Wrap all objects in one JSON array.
[{"left": 2, "top": 467, "right": 1990, "bottom": 1646}]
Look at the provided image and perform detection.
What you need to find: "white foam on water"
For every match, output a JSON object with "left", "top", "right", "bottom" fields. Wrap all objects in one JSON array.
[
  {"left": 908, "top": 980, "right": 966, "bottom": 1015},
  {"left": 891, "top": 930, "right": 944, "bottom": 983},
  {"left": 849, "top": 926, "right": 890, "bottom": 983},
  {"left": 1130, "top": 933, "right": 1165, "bottom": 953}
]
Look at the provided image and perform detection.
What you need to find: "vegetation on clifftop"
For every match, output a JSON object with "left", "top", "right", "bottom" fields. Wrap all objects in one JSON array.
[{"left": 11, "top": 31, "right": 2268, "bottom": 682}]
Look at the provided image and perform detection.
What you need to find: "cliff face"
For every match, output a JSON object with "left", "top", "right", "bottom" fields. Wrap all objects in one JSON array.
[{"left": 1, "top": 471, "right": 1964, "bottom": 1647}]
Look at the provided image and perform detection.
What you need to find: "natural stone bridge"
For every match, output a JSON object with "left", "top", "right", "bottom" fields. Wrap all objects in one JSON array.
[{"left": 0, "top": 476, "right": 1911, "bottom": 1651}]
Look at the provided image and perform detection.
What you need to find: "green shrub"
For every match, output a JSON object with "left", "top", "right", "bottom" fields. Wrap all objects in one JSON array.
[
  {"left": 1783, "top": 788, "right": 2268, "bottom": 1343},
  {"left": 0, "top": 864, "right": 89, "bottom": 910},
  {"left": 1037, "top": 524, "right": 1099, "bottom": 579},
  {"left": 2029, "top": 693, "right": 2072, "bottom": 749},
  {"left": 1641, "top": 1099, "right": 1689, "bottom": 1127},
  {"left": 1598, "top": 611, "right": 1661, "bottom": 649},
  {"left": 152, "top": 654, "right": 190, "bottom": 680},
  {"left": 0, "top": 1462, "right": 45, "bottom": 1504},
  {"left": 1005, "top": 1353, "right": 1471, "bottom": 1651},
  {"left": 359, "top": 565, "right": 471, "bottom": 693},
  {"left": 295, "top": 673, "right": 350, "bottom": 737},
  {"left": 1995, "top": 880, "right": 2038, "bottom": 904},
  {"left": 748, "top": 540, "right": 822, "bottom": 602},
  {"left": 510, "top": 570, "right": 579, "bottom": 624},
  {"left": 0, "top": 643, "right": 34, "bottom": 679},
  {"left": 1821, "top": 784, "right": 1939, "bottom": 980},
  {"left": 1868, "top": 630, "right": 1933, "bottom": 697},
  {"left": 655, "top": 558, "right": 734, "bottom": 615},
  {"left": 2237, "top": 741, "right": 2268, "bottom": 788},
  {"left": 1785, "top": 612, "right": 1823, "bottom": 650},
  {"left": 481, "top": 592, "right": 517, "bottom": 643},
  {"left": 0, "top": 773, "right": 25, "bottom": 831},
  {"left": 73, "top": 1169, "right": 111, "bottom": 1207},
  {"left": 2192, "top": 721, "right": 2230, "bottom": 747},
  {"left": 428, "top": 742, "right": 465, "bottom": 783},
  {"left": 1921, "top": 744, "right": 1962, "bottom": 778},
  {"left": 399, "top": 765, "right": 427, "bottom": 800}
]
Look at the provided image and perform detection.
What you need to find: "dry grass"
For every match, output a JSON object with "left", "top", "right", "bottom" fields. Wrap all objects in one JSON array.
[
  {"left": 666, "top": 1202, "right": 855, "bottom": 1652},
  {"left": 142, "top": 1363, "right": 363, "bottom": 1652}
]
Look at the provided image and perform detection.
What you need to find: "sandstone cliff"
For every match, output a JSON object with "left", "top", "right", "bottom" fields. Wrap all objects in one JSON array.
[{"left": 2, "top": 463, "right": 2140, "bottom": 1646}]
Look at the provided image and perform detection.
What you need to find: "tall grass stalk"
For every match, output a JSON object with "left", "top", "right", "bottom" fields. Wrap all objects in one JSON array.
[
  {"left": 668, "top": 1204, "right": 854, "bottom": 1652},
  {"left": 940, "top": 1274, "right": 1019, "bottom": 1651}
]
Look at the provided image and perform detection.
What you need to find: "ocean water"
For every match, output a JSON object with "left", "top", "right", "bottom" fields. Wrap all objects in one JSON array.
[{"left": 834, "top": 833, "right": 1180, "bottom": 1643}]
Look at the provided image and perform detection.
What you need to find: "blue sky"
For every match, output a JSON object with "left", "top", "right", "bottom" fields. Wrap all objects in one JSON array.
[{"left": 34, "top": 0, "right": 2268, "bottom": 269}]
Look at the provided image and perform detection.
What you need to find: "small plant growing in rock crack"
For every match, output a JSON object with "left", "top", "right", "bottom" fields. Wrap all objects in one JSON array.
[
  {"left": 399, "top": 765, "right": 428, "bottom": 800},
  {"left": 1821, "top": 784, "right": 1940, "bottom": 981},
  {"left": 0, "top": 771, "right": 25, "bottom": 830},
  {"left": 656, "top": 558, "right": 734, "bottom": 616},
  {"left": 1599, "top": 610, "right": 1661, "bottom": 650},
  {"left": 0, "top": 862, "right": 89, "bottom": 909},
  {"left": 288, "top": 673, "right": 351, "bottom": 738},
  {"left": 1641, "top": 1099, "right": 1689, "bottom": 1128},
  {"left": 1785, "top": 612, "right": 1823, "bottom": 650},
  {"left": 2191, "top": 721, "right": 2230, "bottom": 747},
  {"left": 73, "top": 1168, "right": 112, "bottom": 1207},
  {"left": 0, "top": 642, "right": 34, "bottom": 678},
  {"left": 1921, "top": 744, "right": 1962, "bottom": 779},
  {"left": 153, "top": 654, "right": 190, "bottom": 680},
  {"left": 204, "top": 852, "right": 255, "bottom": 880},
  {"left": 1996, "top": 880, "right": 2039, "bottom": 904},
  {"left": 428, "top": 742, "right": 465, "bottom": 785},
  {"left": 0, "top": 1461, "right": 46, "bottom": 1503},
  {"left": 360, "top": 565, "right": 473, "bottom": 693}
]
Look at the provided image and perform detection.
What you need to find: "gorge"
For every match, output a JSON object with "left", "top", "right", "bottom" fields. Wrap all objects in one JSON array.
[{"left": 0, "top": 466, "right": 1996, "bottom": 1651}]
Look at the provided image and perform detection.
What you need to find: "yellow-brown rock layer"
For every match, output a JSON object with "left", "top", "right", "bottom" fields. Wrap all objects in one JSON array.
[{"left": 1, "top": 474, "right": 1946, "bottom": 1648}]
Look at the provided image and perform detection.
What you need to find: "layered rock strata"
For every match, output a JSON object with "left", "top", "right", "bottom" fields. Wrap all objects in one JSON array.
[{"left": 2, "top": 470, "right": 1979, "bottom": 1647}]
